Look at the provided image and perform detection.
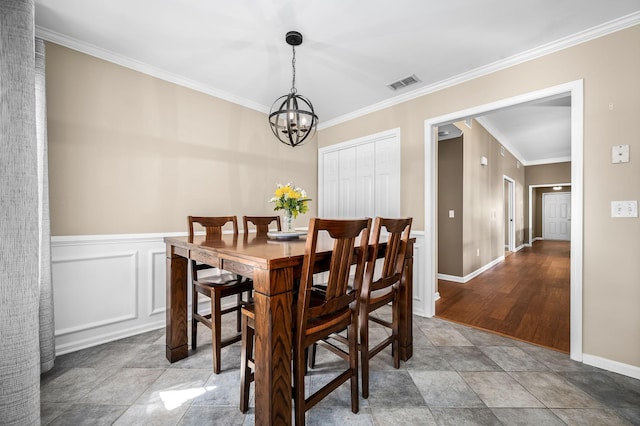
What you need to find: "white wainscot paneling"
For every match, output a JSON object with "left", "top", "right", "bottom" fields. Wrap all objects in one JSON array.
[
  {"left": 51, "top": 233, "right": 178, "bottom": 355},
  {"left": 53, "top": 252, "right": 138, "bottom": 334},
  {"left": 410, "top": 231, "right": 427, "bottom": 317},
  {"left": 51, "top": 230, "right": 428, "bottom": 355}
]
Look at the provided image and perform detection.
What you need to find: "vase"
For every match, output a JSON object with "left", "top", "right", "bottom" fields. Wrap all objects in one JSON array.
[{"left": 283, "top": 210, "right": 294, "bottom": 233}]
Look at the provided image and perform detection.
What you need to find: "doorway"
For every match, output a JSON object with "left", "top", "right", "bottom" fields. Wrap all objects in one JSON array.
[
  {"left": 423, "top": 80, "right": 584, "bottom": 361},
  {"left": 504, "top": 176, "right": 516, "bottom": 252}
]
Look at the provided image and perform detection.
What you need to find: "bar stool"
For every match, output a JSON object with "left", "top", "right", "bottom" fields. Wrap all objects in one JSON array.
[
  {"left": 189, "top": 215, "right": 253, "bottom": 374},
  {"left": 239, "top": 217, "right": 371, "bottom": 425}
]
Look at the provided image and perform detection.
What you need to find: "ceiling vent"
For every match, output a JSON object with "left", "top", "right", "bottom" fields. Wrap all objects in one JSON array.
[{"left": 388, "top": 74, "right": 421, "bottom": 91}]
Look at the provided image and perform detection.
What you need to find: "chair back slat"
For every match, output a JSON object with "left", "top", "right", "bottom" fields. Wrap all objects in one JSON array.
[
  {"left": 243, "top": 215, "right": 281, "bottom": 237},
  {"left": 298, "top": 218, "right": 371, "bottom": 333},
  {"left": 363, "top": 217, "right": 412, "bottom": 301},
  {"left": 188, "top": 216, "right": 238, "bottom": 241}
]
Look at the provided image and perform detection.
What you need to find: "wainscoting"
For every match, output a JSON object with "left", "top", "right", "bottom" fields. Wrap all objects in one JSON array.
[{"left": 51, "top": 231, "right": 426, "bottom": 355}]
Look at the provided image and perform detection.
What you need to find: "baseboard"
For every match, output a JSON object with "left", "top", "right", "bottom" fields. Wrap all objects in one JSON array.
[
  {"left": 582, "top": 353, "right": 640, "bottom": 380},
  {"left": 55, "top": 320, "right": 165, "bottom": 355},
  {"left": 438, "top": 256, "right": 505, "bottom": 283}
]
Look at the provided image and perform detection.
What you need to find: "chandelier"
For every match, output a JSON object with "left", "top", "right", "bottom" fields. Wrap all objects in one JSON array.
[{"left": 269, "top": 31, "right": 318, "bottom": 147}]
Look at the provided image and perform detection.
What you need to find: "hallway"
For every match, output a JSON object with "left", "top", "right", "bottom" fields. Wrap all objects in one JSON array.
[{"left": 436, "top": 240, "right": 570, "bottom": 352}]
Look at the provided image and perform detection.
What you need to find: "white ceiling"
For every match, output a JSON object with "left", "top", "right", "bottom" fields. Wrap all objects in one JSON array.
[{"left": 35, "top": 0, "right": 640, "bottom": 164}]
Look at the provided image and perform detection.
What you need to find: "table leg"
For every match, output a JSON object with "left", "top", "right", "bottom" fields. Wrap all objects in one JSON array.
[
  {"left": 252, "top": 267, "right": 294, "bottom": 425},
  {"left": 398, "top": 242, "right": 413, "bottom": 361},
  {"left": 166, "top": 244, "right": 188, "bottom": 362}
]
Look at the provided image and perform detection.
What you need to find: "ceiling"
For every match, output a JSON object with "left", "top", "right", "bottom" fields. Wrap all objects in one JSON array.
[{"left": 35, "top": 0, "right": 640, "bottom": 164}]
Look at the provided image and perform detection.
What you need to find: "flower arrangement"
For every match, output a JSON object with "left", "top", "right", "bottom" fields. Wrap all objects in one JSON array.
[{"left": 269, "top": 183, "right": 311, "bottom": 219}]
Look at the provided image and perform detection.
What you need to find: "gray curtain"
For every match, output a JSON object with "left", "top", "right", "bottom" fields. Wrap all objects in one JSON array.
[
  {"left": 36, "top": 37, "right": 55, "bottom": 374},
  {"left": 1, "top": 0, "right": 54, "bottom": 424}
]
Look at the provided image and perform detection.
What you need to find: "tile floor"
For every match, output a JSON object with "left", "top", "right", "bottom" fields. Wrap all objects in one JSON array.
[{"left": 41, "top": 310, "right": 640, "bottom": 425}]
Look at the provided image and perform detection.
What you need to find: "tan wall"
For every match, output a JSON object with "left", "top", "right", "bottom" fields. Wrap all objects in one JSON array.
[
  {"left": 46, "top": 43, "right": 318, "bottom": 235},
  {"left": 460, "top": 120, "right": 525, "bottom": 276},
  {"left": 437, "top": 135, "right": 463, "bottom": 276},
  {"left": 318, "top": 26, "right": 640, "bottom": 368}
]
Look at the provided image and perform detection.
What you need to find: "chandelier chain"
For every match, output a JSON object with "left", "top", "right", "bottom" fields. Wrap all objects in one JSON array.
[{"left": 291, "top": 45, "right": 297, "bottom": 94}]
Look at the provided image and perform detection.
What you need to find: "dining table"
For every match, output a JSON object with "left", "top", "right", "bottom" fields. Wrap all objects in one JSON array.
[{"left": 164, "top": 230, "right": 414, "bottom": 425}]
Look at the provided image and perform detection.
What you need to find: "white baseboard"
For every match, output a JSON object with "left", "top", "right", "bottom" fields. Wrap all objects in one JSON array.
[
  {"left": 583, "top": 353, "right": 640, "bottom": 380},
  {"left": 437, "top": 256, "right": 504, "bottom": 283}
]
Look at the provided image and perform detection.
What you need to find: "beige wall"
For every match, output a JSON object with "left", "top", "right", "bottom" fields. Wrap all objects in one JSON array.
[
  {"left": 461, "top": 119, "right": 525, "bottom": 276},
  {"left": 437, "top": 136, "right": 463, "bottom": 276},
  {"left": 46, "top": 43, "right": 318, "bottom": 236},
  {"left": 318, "top": 26, "right": 640, "bottom": 368}
]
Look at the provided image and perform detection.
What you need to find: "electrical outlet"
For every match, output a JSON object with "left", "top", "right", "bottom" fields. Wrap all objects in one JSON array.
[
  {"left": 449, "top": 210, "right": 455, "bottom": 218},
  {"left": 611, "top": 200, "right": 638, "bottom": 218},
  {"left": 476, "top": 248, "right": 480, "bottom": 256}
]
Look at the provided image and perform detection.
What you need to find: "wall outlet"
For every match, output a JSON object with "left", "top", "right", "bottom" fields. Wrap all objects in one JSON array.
[
  {"left": 611, "top": 200, "right": 638, "bottom": 218},
  {"left": 449, "top": 210, "right": 455, "bottom": 218},
  {"left": 611, "top": 145, "right": 629, "bottom": 163},
  {"left": 476, "top": 248, "right": 480, "bottom": 256}
]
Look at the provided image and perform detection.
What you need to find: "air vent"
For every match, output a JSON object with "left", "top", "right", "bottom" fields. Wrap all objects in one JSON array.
[{"left": 387, "top": 74, "right": 421, "bottom": 91}]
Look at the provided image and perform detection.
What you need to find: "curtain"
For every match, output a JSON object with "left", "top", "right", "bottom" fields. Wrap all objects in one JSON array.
[
  {"left": 36, "top": 38, "right": 55, "bottom": 374},
  {"left": 0, "top": 0, "right": 54, "bottom": 424}
]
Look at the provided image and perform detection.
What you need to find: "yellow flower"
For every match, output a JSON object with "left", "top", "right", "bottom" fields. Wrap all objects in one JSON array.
[
  {"left": 274, "top": 187, "right": 285, "bottom": 197},
  {"left": 288, "top": 189, "right": 301, "bottom": 199}
]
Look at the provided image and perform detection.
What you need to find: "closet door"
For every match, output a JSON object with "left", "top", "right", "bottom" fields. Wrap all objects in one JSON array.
[
  {"left": 339, "top": 147, "right": 357, "bottom": 217},
  {"left": 356, "top": 142, "right": 375, "bottom": 218},
  {"left": 319, "top": 128, "right": 400, "bottom": 220},
  {"left": 375, "top": 138, "right": 400, "bottom": 217},
  {"left": 321, "top": 150, "right": 340, "bottom": 217}
]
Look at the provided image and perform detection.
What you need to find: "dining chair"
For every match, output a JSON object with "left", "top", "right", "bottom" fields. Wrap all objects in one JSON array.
[
  {"left": 240, "top": 217, "right": 371, "bottom": 425},
  {"left": 188, "top": 215, "right": 253, "bottom": 374},
  {"left": 242, "top": 215, "right": 281, "bottom": 236},
  {"left": 308, "top": 217, "right": 412, "bottom": 398}
]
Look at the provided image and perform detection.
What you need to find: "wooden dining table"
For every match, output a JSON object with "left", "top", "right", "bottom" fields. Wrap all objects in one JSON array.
[{"left": 165, "top": 231, "right": 414, "bottom": 425}]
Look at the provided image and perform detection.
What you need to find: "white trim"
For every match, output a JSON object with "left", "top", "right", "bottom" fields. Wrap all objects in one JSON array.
[
  {"left": 424, "top": 80, "right": 584, "bottom": 363},
  {"left": 318, "top": 127, "right": 400, "bottom": 153},
  {"left": 503, "top": 175, "right": 516, "bottom": 252},
  {"left": 583, "top": 354, "right": 640, "bottom": 381},
  {"left": 148, "top": 249, "right": 167, "bottom": 316},
  {"left": 321, "top": 13, "right": 640, "bottom": 130},
  {"left": 55, "top": 320, "right": 165, "bottom": 356},
  {"left": 437, "top": 256, "right": 504, "bottom": 284},
  {"left": 51, "top": 231, "right": 185, "bottom": 245},
  {"left": 35, "top": 12, "right": 639, "bottom": 131}
]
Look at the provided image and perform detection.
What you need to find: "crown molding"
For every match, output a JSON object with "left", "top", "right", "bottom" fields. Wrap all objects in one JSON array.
[
  {"left": 36, "top": 11, "right": 640, "bottom": 129},
  {"left": 319, "top": 12, "right": 640, "bottom": 130},
  {"left": 35, "top": 26, "right": 270, "bottom": 115}
]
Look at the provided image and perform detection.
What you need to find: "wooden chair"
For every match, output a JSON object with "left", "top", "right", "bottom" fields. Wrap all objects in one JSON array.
[
  {"left": 189, "top": 216, "right": 253, "bottom": 374},
  {"left": 358, "top": 217, "right": 412, "bottom": 398},
  {"left": 242, "top": 215, "right": 281, "bottom": 236},
  {"left": 309, "top": 217, "right": 412, "bottom": 398},
  {"left": 240, "top": 217, "right": 371, "bottom": 425}
]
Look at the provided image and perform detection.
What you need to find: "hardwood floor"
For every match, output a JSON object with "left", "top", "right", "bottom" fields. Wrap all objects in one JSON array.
[{"left": 436, "top": 240, "right": 570, "bottom": 353}]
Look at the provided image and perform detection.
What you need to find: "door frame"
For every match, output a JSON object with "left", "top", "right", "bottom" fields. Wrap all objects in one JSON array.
[
  {"left": 423, "top": 80, "right": 583, "bottom": 361},
  {"left": 528, "top": 183, "right": 572, "bottom": 244},
  {"left": 504, "top": 175, "right": 516, "bottom": 252}
]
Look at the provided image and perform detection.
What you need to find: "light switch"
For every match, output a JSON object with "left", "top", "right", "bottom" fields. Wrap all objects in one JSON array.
[
  {"left": 611, "top": 200, "right": 638, "bottom": 218},
  {"left": 612, "top": 145, "right": 629, "bottom": 163},
  {"left": 448, "top": 210, "right": 455, "bottom": 218}
]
